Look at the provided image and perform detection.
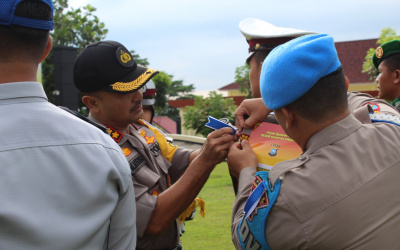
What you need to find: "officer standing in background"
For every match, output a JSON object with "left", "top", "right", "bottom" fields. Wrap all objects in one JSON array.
[
  {"left": 73, "top": 40, "right": 235, "bottom": 250},
  {"left": 0, "top": 0, "right": 136, "bottom": 249},
  {"left": 373, "top": 40, "right": 400, "bottom": 111},
  {"left": 142, "top": 79, "right": 156, "bottom": 124},
  {"left": 228, "top": 34, "right": 400, "bottom": 249},
  {"left": 239, "top": 18, "right": 316, "bottom": 98}
]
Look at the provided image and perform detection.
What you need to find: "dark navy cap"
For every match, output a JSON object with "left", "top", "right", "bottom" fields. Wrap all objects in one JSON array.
[{"left": 73, "top": 41, "right": 159, "bottom": 94}]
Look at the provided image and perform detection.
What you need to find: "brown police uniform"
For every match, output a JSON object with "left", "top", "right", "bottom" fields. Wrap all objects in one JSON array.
[
  {"left": 91, "top": 115, "right": 193, "bottom": 249},
  {"left": 232, "top": 92, "right": 400, "bottom": 249}
]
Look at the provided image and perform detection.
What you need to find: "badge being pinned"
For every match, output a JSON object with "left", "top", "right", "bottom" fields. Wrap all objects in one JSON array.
[{"left": 205, "top": 116, "right": 237, "bottom": 135}]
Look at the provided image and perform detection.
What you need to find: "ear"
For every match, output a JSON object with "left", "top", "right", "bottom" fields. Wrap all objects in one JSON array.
[
  {"left": 344, "top": 76, "right": 350, "bottom": 91},
  {"left": 281, "top": 107, "right": 295, "bottom": 129},
  {"left": 394, "top": 69, "right": 400, "bottom": 85},
  {"left": 82, "top": 95, "right": 100, "bottom": 113},
  {"left": 39, "top": 35, "right": 53, "bottom": 63}
]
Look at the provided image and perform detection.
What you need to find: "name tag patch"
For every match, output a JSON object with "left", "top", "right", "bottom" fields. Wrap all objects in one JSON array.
[
  {"left": 149, "top": 142, "right": 161, "bottom": 157},
  {"left": 130, "top": 154, "right": 146, "bottom": 175}
]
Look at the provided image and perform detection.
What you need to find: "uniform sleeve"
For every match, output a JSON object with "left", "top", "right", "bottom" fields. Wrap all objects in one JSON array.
[
  {"left": 168, "top": 147, "right": 194, "bottom": 182},
  {"left": 232, "top": 168, "right": 309, "bottom": 249},
  {"left": 265, "top": 193, "right": 309, "bottom": 249},
  {"left": 105, "top": 150, "right": 137, "bottom": 249},
  {"left": 348, "top": 91, "right": 400, "bottom": 117},
  {"left": 348, "top": 92, "right": 400, "bottom": 125},
  {"left": 231, "top": 167, "right": 257, "bottom": 248}
]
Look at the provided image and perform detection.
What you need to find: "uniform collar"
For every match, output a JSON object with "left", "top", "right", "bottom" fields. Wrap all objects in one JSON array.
[
  {"left": 0, "top": 82, "right": 47, "bottom": 102},
  {"left": 88, "top": 114, "right": 142, "bottom": 143},
  {"left": 304, "top": 114, "right": 362, "bottom": 155}
]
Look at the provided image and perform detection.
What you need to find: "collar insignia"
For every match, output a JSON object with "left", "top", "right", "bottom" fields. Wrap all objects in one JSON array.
[{"left": 106, "top": 126, "right": 123, "bottom": 142}]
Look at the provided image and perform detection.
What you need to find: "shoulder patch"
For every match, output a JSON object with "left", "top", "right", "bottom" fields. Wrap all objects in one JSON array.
[{"left": 366, "top": 103, "right": 380, "bottom": 113}]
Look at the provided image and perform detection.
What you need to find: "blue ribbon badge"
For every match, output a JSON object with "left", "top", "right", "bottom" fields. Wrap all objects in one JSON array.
[{"left": 205, "top": 116, "right": 237, "bottom": 135}]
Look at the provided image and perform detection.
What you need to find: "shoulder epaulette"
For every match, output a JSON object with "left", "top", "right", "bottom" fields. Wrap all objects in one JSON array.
[{"left": 58, "top": 106, "right": 109, "bottom": 134}]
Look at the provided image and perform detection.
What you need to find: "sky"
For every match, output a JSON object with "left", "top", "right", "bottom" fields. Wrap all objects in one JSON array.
[{"left": 69, "top": 0, "right": 400, "bottom": 93}]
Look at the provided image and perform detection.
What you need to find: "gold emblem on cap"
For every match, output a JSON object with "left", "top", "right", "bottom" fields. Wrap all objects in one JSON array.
[
  {"left": 255, "top": 43, "right": 261, "bottom": 50},
  {"left": 110, "top": 68, "right": 158, "bottom": 92},
  {"left": 375, "top": 47, "right": 383, "bottom": 58},
  {"left": 120, "top": 50, "right": 132, "bottom": 64}
]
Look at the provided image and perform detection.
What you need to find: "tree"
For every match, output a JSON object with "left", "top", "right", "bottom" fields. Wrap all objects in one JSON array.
[
  {"left": 362, "top": 28, "right": 400, "bottom": 80},
  {"left": 152, "top": 72, "right": 195, "bottom": 121},
  {"left": 131, "top": 50, "right": 149, "bottom": 67},
  {"left": 42, "top": 0, "right": 108, "bottom": 103},
  {"left": 152, "top": 71, "right": 172, "bottom": 115},
  {"left": 183, "top": 91, "right": 236, "bottom": 137},
  {"left": 234, "top": 64, "right": 252, "bottom": 98}
]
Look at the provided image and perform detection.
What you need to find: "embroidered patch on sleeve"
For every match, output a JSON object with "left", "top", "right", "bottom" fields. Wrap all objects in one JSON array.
[{"left": 366, "top": 103, "right": 380, "bottom": 113}]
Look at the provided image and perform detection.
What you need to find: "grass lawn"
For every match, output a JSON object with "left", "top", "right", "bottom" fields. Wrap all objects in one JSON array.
[{"left": 180, "top": 162, "right": 237, "bottom": 250}]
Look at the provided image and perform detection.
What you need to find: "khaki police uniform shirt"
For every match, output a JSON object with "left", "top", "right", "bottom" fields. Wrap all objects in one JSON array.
[
  {"left": 232, "top": 92, "right": 400, "bottom": 249},
  {"left": 91, "top": 116, "right": 193, "bottom": 250}
]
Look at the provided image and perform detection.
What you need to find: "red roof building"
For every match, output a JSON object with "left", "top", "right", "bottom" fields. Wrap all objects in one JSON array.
[
  {"left": 335, "top": 39, "right": 378, "bottom": 96},
  {"left": 152, "top": 116, "right": 177, "bottom": 134}
]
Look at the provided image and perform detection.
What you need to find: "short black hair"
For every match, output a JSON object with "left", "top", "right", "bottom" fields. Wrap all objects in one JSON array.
[
  {"left": 0, "top": 0, "right": 52, "bottom": 63},
  {"left": 287, "top": 67, "right": 348, "bottom": 123},
  {"left": 382, "top": 54, "right": 400, "bottom": 72},
  {"left": 248, "top": 49, "right": 271, "bottom": 65}
]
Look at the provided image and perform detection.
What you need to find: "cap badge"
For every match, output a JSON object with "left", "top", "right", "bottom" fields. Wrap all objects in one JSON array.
[
  {"left": 375, "top": 47, "right": 384, "bottom": 58},
  {"left": 255, "top": 43, "right": 261, "bottom": 50},
  {"left": 116, "top": 47, "right": 134, "bottom": 67}
]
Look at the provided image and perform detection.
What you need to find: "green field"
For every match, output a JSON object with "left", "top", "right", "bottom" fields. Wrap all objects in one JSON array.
[{"left": 180, "top": 162, "right": 237, "bottom": 250}]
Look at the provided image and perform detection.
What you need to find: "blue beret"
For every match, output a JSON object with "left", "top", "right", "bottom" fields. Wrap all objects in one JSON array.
[{"left": 260, "top": 34, "right": 341, "bottom": 110}]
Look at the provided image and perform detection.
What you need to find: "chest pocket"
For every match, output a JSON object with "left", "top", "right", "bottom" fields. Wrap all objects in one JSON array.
[{"left": 130, "top": 154, "right": 160, "bottom": 192}]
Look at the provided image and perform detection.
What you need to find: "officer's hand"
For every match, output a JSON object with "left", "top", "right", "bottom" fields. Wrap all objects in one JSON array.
[
  {"left": 235, "top": 98, "right": 271, "bottom": 133},
  {"left": 227, "top": 140, "right": 258, "bottom": 178},
  {"left": 198, "top": 127, "right": 235, "bottom": 166}
]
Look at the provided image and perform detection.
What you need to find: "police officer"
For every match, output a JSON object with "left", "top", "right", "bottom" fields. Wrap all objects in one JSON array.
[
  {"left": 0, "top": 1, "right": 136, "bottom": 249},
  {"left": 228, "top": 34, "right": 400, "bottom": 249},
  {"left": 373, "top": 40, "right": 400, "bottom": 111},
  {"left": 142, "top": 79, "right": 157, "bottom": 124},
  {"left": 239, "top": 18, "right": 316, "bottom": 98},
  {"left": 73, "top": 41, "right": 235, "bottom": 250}
]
